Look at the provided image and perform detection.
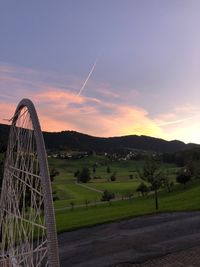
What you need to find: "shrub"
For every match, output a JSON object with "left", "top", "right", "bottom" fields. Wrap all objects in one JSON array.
[
  {"left": 176, "top": 168, "right": 192, "bottom": 187},
  {"left": 101, "top": 190, "right": 115, "bottom": 202},
  {"left": 110, "top": 172, "right": 117, "bottom": 181},
  {"left": 136, "top": 182, "right": 149, "bottom": 197},
  {"left": 50, "top": 167, "right": 59, "bottom": 182},
  {"left": 77, "top": 167, "right": 91, "bottom": 183}
]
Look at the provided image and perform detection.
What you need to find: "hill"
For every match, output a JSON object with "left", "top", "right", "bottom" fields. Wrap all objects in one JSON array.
[{"left": 0, "top": 123, "right": 197, "bottom": 153}]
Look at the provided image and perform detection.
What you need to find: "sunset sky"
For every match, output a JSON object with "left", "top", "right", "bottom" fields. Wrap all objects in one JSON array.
[{"left": 1, "top": 1, "right": 200, "bottom": 143}]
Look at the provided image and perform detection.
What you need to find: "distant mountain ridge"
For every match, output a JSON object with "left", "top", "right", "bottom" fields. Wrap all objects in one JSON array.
[{"left": 0, "top": 123, "right": 198, "bottom": 153}]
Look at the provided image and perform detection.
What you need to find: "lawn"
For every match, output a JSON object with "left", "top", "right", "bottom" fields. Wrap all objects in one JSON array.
[
  {"left": 49, "top": 156, "right": 177, "bottom": 210},
  {"left": 55, "top": 179, "right": 200, "bottom": 233},
  {"left": 2, "top": 152, "right": 191, "bottom": 234},
  {"left": 47, "top": 155, "right": 200, "bottom": 233}
]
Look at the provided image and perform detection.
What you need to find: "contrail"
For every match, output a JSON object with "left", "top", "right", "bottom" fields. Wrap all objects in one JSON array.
[
  {"left": 157, "top": 116, "right": 196, "bottom": 127},
  {"left": 78, "top": 60, "right": 97, "bottom": 96}
]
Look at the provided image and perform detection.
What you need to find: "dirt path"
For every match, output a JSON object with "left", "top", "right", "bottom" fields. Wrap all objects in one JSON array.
[
  {"left": 58, "top": 211, "right": 200, "bottom": 267},
  {"left": 75, "top": 181, "right": 103, "bottom": 193}
]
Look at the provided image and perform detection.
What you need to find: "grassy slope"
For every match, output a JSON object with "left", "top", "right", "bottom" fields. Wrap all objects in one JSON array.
[
  {"left": 55, "top": 180, "right": 200, "bottom": 233},
  {"left": 1, "top": 153, "right": 199, "bottom": 233},
  {"left": 49, "top": 156, "right": 177, "bottom": 209}
]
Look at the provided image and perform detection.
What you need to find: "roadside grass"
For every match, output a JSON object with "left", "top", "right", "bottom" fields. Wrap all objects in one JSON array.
[
  {"left": 1, "top": 153, "right": 199, "bottom": 233},
  {"left": 55, "top": 179, "right": 200, "bottom": 233}
]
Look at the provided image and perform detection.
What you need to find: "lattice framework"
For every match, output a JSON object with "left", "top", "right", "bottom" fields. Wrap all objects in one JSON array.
[{"left": 0, "top": 99, "right": 59, "bottom": 267}]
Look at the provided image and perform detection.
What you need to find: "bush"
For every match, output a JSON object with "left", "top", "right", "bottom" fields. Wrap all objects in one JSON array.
[
  {"left": 110, "top": 172, "right": 117, "bottom": 181},
  {"left": 77, "top": 167, "right": 91, "bottom": 183},
  {"left": 53, "top": 195, "right": 59, "bottom": 201},
  {"left": 74, "top": 169, "right": 80, "bottom": 177},
  {"left": 106, "top": 166, "right": 111, "bottom": 173},
  {"left": 176, "top": 168, "right": 192, "bottom": 187},
  {"left": 50, "top": 167, "right": 59, "bottom": 182},
  {"left": 101, "top": 190, "right": 115, "bottom": 202},
  {"left": 136, "top": 182, "right": 149, "bottom": 197},
  {"left": 129, "top": 174, "right": 133, "bottom": 179}
]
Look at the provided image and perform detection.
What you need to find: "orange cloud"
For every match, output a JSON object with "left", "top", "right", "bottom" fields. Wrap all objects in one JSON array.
[
  {"left": 29, "top": 88, "right": 164, "bottom": 139},
  {"left": 0, "top": 63, "right": 166, "bottom": 139},
  {"left": 2, "top": 62, "right": 200, "bottom": 143}
]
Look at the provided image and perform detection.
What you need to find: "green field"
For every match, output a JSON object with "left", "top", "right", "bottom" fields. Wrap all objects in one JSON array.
[
  {"left": 55, "top": 179, "right": 200, "bottom": 232},
  {"left": 49, "top": 156, "right": 177, "bottom": 209},
  {"left": 47, "top": 155, "right": 200, "bottom": 233},
  {"left": 1, "top": 153, "right": 199, "bottom": 233}
]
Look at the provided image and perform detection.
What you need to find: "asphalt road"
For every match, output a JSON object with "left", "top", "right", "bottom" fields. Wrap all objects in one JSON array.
[{"left": 58, "top": 211, "right": 200, "bottom": 267}]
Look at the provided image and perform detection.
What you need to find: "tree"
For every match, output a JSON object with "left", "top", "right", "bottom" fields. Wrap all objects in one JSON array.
[
  {"left": 85, "top": 199, "right": 90, "bottom": 209},
  {"left": 110, "top": 172, "right": 117, "bottom": 181},
  {"left": 92, "top": 165, "right": 96, "bottom": 174},
  {"left": 106, "top": 166, "right": 111, "bottom": 173},
  {"left": 186, "top": 161, "right": 200, "bottom": 179},
  {"left": 49, "top": 167, "right": 59, "bottom": 182},
  {"left": 77, "top": 167, "right": 91, "bottom": 183},
  {"left": 101, "top": 190, "right": 115, "bottom": 204},
  {"left": 139, "top": 159, "right": 163, "bottom": 210},
  {"left": 136, "top": 182, "right": 149, "bottom": 196},
  {"left": 74, "top": 169, "right": 80, "bottom": 178},
  {"left": 161, "top": 175, "right": 174, "bottom": 192},
  {"left": 176, "top": 168, "right": 192, "bottom": 187},
  {"left": 129, "top": 174, "right": 133, "bottom": 179}
]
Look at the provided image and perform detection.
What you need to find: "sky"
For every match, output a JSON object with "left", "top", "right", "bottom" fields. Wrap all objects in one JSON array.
[{"left": 1, "top": 1, "right": 200, "bottom": 143}]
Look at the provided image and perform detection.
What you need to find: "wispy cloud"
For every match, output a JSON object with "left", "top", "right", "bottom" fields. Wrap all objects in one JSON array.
[
  {"left": 0, "top": 63, "right": 165, "bottom": 139},
  {"left": 154, "top": 105, "right": 200, "bottom": 143},
  {"left": 1, "top": 62, "right": 200, "bottom": 143},
  {"left": 156, "top": 116, "right": 196, "bottom": 126}
]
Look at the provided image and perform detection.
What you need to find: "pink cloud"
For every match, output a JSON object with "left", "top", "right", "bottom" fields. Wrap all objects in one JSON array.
[{"left": 0, "top": 63, "right": 166, "bottom": 139}]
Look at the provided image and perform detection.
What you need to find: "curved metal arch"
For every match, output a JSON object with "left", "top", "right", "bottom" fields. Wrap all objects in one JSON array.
[{"left": 0, "top": 99, "right": 60, "bottom": 267}]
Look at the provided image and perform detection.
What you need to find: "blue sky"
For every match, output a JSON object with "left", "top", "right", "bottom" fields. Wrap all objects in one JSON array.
[{"left": 1, "top": 1, "right": 200, "bottom": 143}]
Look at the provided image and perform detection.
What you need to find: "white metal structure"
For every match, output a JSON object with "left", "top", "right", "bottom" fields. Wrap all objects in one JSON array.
[{"left": 0, "top": 99, "right": 60, "bottom": 267}]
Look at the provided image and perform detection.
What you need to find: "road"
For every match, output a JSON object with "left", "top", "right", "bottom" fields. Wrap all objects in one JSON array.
[{"left": 58, "top": 211, "right": 200, "bottom": 267}]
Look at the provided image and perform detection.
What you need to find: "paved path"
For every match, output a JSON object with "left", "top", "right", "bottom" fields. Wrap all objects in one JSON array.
[
  {"left": 126, "top": 246, "right": 200, "bottom": 267},
  {"left": 58, "top": 211, "right": 200, "bottom": 267}
]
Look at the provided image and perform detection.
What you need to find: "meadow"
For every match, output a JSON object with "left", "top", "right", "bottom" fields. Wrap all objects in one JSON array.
[
  {"left": 1, "top": 152, "right": 199, "bottom": 233},
  {"left": 55, "top": 178, "right": 200, "bottom": 233},
  {"left": 46, "top": 154, "right": 200, "bottom": 233},
  {"left": 49, "top": 155, "right": 177, "bottom": 210}
]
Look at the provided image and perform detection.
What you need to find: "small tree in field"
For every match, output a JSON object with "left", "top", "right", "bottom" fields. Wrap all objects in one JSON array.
[
  {"left": 101, "top": 190, "right": 115, "bottom": 205},
  {"left": 107, "top": 166, "right": 111, "bottom": 173},
  {"left": 110, "top": 172, "right": 117, "bottom": 181},
  {"left": 85, "top": 199, "right": 90, "bottom": 209},
  {"left": 176, "top": 168, "right": 192, "bottom": 187},
  {"left": 49, "top": 167, "right": 59, "bottom": 182},
  {"left": 136, "top": 182, "right": 149, "bottom": 196},
  {"left": 74, "top": 169, "right": 80, "bottom": 178},
  {"left": 139, "top": 159, "right": 163, "bottom": 210},
  {"left": 161, "top": 175, "right": 174, "bottom": 192},
  {"left": 92, "top": 165, "right": 96, "bottom": 174},
  {"left": 77, "top": 167, "right": 91, "bottom": 183},
  {"left": 129, "top": 174, "right": 133, "bottom": 179}
]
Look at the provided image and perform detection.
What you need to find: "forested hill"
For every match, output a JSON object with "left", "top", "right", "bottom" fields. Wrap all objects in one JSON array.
[{"left": 0, "top": 123, "right": 198, "bottom": 153}]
